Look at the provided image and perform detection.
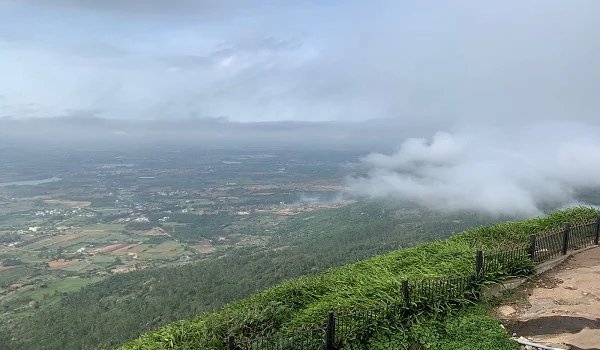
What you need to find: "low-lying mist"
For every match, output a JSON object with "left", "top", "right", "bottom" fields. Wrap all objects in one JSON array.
[
  {"left": 347, "top": 121, "right": 600, "bottom": 218},
  {"left": 295, "top": 192, "right": 347, "bottom": 205}
]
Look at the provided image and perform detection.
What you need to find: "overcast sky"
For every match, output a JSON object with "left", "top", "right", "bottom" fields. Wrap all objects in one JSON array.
[
  {"left": 2, "top": 1, "right": 600, "bottom": 216},
  {"left": 1, "top": 0, "right": 599, "bottom": 124}
]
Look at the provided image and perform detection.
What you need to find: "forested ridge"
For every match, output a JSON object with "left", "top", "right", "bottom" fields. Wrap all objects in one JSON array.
[
  {"left": 121, "top": 207, "right": 600, "bottom": 350},
  {"left": 0, "top": 201, "right": 498, "bottom": 350}
]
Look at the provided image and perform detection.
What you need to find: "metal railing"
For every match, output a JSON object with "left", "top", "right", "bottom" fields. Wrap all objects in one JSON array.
[
  {"left": 227, "top": 216, "right": 600, "bottom": 350},
  {"left": 237, "top": 327, "right": 327, "bottom": 350}
]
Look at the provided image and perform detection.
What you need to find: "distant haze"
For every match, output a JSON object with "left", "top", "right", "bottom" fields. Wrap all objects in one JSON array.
[
  {"left": 1, "top": 1, "right": 599, "bottom": 124},
  {"left": 2, "top": 0, "right": 600, "bottom": 216}
]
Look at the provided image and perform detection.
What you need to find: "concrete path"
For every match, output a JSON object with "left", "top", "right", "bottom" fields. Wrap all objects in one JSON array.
[{"left": 497, "top": 246, "right": 600, "bottom": 350}]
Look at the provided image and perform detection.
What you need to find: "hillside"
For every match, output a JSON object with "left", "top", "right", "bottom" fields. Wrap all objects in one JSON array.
[
  {"left": 0, "top": 201, "right": 501, "bottom": 350},
  {"left": 120, "top": 207, "right": 600, "bottom": 349}
]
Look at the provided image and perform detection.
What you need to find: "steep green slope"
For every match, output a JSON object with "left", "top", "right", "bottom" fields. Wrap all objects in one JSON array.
[
  {"left": 121, "top": 207, "right": 599, "bottom": 349},
  {"left": 2, "top": 201, "right": 499, "bottom": 350},
  {"left": 367, "top": 304, "right": 520, "bottom": 350}
]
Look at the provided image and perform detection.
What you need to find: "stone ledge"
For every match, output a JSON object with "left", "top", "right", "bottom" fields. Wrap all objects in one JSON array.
[{"left": 482, "top": 245, "right": 598, "bottom": 299}]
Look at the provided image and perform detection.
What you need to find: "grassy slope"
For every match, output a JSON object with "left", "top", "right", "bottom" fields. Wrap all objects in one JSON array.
[
  {"left": 121, "top": 207, "right": 600, "bottom": 349},
  {"left": 367, "top": 304, "right": 520, "bottom": 350}
]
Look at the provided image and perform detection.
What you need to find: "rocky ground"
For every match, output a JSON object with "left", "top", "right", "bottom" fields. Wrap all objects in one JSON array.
[{"left": 495, "top": 246, "right": 600, "bottom": 350}]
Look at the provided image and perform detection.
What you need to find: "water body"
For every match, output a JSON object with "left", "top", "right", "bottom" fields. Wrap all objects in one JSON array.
[{"left": 0, "top": 177, "right": 62, "bottom": 187}]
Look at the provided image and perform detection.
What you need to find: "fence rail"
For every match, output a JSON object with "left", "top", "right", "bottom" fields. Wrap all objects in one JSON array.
[
  {"left": 480, "top": 247, "right": 530, "bottom": 277},
  {"left": 533, "top": 228, "right": 564, "bottom": 263},
  {"left": 238, "top": 327, "right": 327, "bottom": 350},
  {"left": 228, "top": 216, "right": 600, "bottom": 350},
  {"left": 408, "top": 274, "right": 476, "bottom": 305}
]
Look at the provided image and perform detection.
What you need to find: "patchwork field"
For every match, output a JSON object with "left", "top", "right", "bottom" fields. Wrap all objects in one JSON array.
[
  {"left": 21, "top": 231, "right": 124, "bottom": 251},
  {"left": 112, "top": 244, "right": 139, "bottom": 255},
  {"left": 127, "top": 229, "right": 165, "bottom": 236},
  {"left": 189, "top": 242, "right": 217, "bottom": 254},
  {"left": 24, "top": 276, "right": 104, "bottom": 302},
  {"left": 79, "top": 224, "right": 127, "bottom": 233},
  {"left": 48, "top": 259, "right": 80, "bottom": 268},
  {"left": 132, "top": 241, "right": 186, "bottom": 260}
]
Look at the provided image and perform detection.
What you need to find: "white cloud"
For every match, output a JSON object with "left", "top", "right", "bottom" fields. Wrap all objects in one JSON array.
[
  {"left": 1, "top": 0, "right": 600, "bottom": 124},
  {"left": 347, "top": 122, "right": 600, "bottom": 217},
  {"left": 218, "top": 55, "right": 236, "bottom": 68}
]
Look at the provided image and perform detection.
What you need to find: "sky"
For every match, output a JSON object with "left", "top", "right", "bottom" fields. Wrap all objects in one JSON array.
[
  {"left": 2, "top": 0, "right": 600, "bottom": 217},
  {"left": 1, "top": 0, "right": 599, "bottom": 123}
]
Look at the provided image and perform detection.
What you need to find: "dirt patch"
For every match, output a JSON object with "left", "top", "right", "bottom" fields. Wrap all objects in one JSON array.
[
  {"left": 497, "top": 246, "right": 600, "bottom": 349},
  {"left": 44, "top": 199, "right": 91, "bottom": 207},
  {"left": 112, "top": 244, "right": 138, "bottom": 254},
  {"left": 0, "top": 265, "right": 16, "bottom": 272},
  {"left": 198, "top": 246, "right": 216, "bottom": 254},
  {"left": 93, "top": 244, "right": 122, "bottom": 254},
  {"left": 55, "top": 235, "right": 79, "bottom": 243},
  {"left": 9, "top": 284, "right": 23, "bottom": 290},
  {"left": 48, "top": 259, "right": 79, "bottom": 268}
]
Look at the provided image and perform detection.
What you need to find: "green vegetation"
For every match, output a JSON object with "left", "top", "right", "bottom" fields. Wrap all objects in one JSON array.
[
  {"left": 1, "top": 201, "right": 500, "bottom": 350},
  {"left": 120, "top": 207, "right": 599, "bottom": 349},
  {"left": 80, "top": 224, "right": 128, "bottom": 232},
  {"left": 3, "top": 146, "right": 600, "bottom": 350},
  {"left": 368, "top": 305, "right": 519, "bottom": 350}
]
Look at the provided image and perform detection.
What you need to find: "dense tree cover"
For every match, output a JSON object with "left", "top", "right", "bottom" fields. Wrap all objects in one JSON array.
[
  {"left": 0, "top": 233, "right": 22, "bottom": 244},
  {"left": 0, "top": 258, "right": 23, "bottom": 267},
  {"left": 0, "top": 201, "right": 500, "bottom": 350},
  {"left": 119, "top": 207, "right": 599, "bottom": 350}
]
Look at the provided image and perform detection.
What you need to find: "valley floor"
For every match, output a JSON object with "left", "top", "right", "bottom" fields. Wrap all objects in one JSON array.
[{"left": 497, "top": 246, "right": 600, "bottom": 350}]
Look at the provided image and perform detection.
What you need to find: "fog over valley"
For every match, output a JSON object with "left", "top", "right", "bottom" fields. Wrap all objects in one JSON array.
[
  {"left": 1, "top": 0, "right": 600, "bottom": 220},
  {"left": 2, "top": 2, "right": 600, "bottom": 349}
]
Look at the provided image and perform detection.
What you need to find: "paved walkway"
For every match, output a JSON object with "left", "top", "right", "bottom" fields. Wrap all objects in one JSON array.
[{"left": 497, "top": 246, "right": 600, "bottom": 350}]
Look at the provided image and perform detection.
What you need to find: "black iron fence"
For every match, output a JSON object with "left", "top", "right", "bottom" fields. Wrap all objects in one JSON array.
[
  {"left": 479, "top": 247, "right": 531, "bottom": 278},
  {"left": 532, "top": 227, "right": 565, "bottom": 263},
  {"left": 227, "top": 216, "right": 600, "bottom": 350},
  {"left": 238, "top": 327, "right": 327, "bottom": 350}
]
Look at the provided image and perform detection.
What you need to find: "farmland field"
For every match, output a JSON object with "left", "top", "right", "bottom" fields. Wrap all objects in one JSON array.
[
  {"left": 25, "top": 276, "right": 104, "bottom": 302},
  {"left": 0, "top": 147, "right": 367, "bottom": 338},
  {"left": 79, "top": 224, "right": 127, "bottom": 232},
  {"left": 4, "top": 145, "right": 598, "bottom": 350}
]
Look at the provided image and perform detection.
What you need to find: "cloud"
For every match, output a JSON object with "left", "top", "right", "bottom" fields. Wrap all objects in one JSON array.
[
  {"left": 0, "top": 116, "right": 425, "bottom": 151},
  {"left": 347, "top": 122, "right": 600, "bottom": 217},
  {"left": 8, "top": 0, "right": 296, "bottom": 15},
  {"left": 1, "top": 0, "right": 600, "bottom": 124}
]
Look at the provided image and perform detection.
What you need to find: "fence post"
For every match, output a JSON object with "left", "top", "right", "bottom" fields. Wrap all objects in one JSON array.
[
  {"left": 402, "top": 280, "right": 410, "bottom": 306},
  {"left": 326, "top": 311, "right": 335, "bottom": 350},
  {"left": 562, "top": 223, "right": 571, "bottom": 255},
  {"left": 228, "top": 334, "right": 235, "bottom": 350},
  {"left": 529, "top": 234, "right": 536, "bottom": 261},
  {"left": 594, "top": 216, "right": 600, "bottom": 245},
  {"left": 475, "top": 250, "right": 483, "bottom": 277}
]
